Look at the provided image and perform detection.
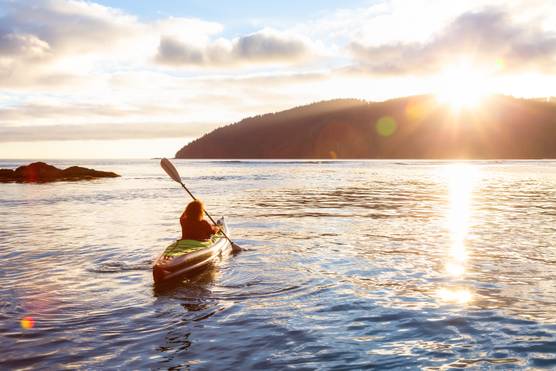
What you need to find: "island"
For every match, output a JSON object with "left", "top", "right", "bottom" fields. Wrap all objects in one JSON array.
[
  {"left": 0, "top": 162, "right": 120, "bottom": 183},
  {"left": 175, "top": 95, "right": 556, "bottom": 159}
]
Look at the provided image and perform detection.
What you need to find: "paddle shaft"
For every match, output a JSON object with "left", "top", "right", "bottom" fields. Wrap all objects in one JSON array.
[
  {"left": 160, "top": 158, "right": 240, "bottom": 251},
  {"left": 177, "top": 181, "right": 236, "bottom": 246}
]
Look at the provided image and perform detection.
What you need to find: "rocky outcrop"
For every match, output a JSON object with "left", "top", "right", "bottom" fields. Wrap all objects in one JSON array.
[{"left": 0, "top": 162, "right": 120, "bottom": 183}]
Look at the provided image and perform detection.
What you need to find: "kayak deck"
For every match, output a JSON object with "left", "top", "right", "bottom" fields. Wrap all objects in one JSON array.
[
  {"left": 162, "top": 234, "right": 222, "bottom": 257},
  {"left": 153, "top": 217, "right": 231, "bottom": 284}
]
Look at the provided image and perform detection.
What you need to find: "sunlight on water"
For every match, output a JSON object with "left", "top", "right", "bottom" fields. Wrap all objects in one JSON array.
[
  {"left": 439, "top": 164, "right": 479, "bottom": 305},
  {"left": 436, "top": 287, "right": 473, "bottom": 304},
  {"left": 445, "top": 164, "right": 479, "bottom": 270},
  {"left": 445, "top": 261, "right": 465, "bottom": 276},
  {"left": 1, "top": 160, "right": 556, "bottom": 369}
]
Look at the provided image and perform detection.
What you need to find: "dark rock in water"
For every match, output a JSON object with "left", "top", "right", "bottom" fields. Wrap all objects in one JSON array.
[
  {"left": 60, "top": 166, "right": 116, "bottom": 179},
  {"left": 13, "top": 162, "right": 62, "bottom": 180},
  {"left": 0, "top": 169, "right": 15, "bottom": 178},
  {"left": 0, "top": 162, "right": 120, "bottom": 183}
]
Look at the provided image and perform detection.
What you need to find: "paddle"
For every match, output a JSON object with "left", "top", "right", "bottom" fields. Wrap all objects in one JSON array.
[{"left": 160, "top": 158, "right": 241, "bottom": 252}]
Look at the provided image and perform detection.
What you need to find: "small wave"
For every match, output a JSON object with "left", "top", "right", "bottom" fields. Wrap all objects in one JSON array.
[
  {"left": 88, "top": 260, "right": 153, "bottom": 273},
  {"left": 192, "top": 175, "right": 247, "bottom": 181},
  {"left": 192, "top": 160, "right": 339, "bottom": 165}
]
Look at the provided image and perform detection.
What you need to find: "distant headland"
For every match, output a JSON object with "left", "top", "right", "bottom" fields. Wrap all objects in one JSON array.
[
  {"left": 0, "top": 162, "right": 120, "bottom": 183},
  {"left": 175, "top": 95, "right": 556, "bottom": 159}
]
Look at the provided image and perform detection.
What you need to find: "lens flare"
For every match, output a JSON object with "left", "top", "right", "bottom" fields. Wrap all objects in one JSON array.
[
  {"left": 495, "top": 57, "right": 505, "bottom": 71},
  {"left": 376, "top": 116, "right": 397, "bottom": 137},
  {"left": 21, "top": 316, "right": 35, "bottom": 329},
  {"left": 405, "top": 100, "right": 429, "bottom": 122}
]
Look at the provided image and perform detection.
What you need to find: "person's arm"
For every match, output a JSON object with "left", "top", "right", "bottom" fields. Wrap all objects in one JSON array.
[{"left": 202, "top": 220, "right": 220, "bottom": 236}]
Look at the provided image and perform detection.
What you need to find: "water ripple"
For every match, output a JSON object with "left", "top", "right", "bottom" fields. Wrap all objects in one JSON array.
[{"left": 1, "top": 160, "right": 556, "bottom": 369}]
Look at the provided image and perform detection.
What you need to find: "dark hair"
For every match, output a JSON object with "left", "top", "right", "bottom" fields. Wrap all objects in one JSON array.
[{"left": 185, "top": 200, "right": 204, "bottom": 221}]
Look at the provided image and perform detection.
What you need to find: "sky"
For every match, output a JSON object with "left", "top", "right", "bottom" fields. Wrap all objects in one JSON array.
[{"left": 1, "top": 0, "right": 556, "bottom": 159}]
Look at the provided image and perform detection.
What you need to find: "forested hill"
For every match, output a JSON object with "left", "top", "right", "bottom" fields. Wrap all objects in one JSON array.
[{"left": 175, "top": 95, "right": 556, "bottom": 159}]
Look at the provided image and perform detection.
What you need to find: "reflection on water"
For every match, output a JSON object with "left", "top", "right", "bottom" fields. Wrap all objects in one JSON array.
[
  {"left": 438, "top": 164, "right": 478, "bottom": 304},
  {"left": 437, "top": 287, "right": 472, "bottom": 304},
  {"left": 446, "top": 164, "right": 477, "bottom": 264},
  {"left": 1, "top": 159, "right": 556, "bottom": 369}
]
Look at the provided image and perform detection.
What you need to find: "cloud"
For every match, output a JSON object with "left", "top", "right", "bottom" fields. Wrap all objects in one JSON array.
[
  {"left": 0, "top": 0, "right": 142, "bottom": 54},
  {"left": 0, "top": 69, "right": 329, "bottom": 126},
  {"left": 0, "top": 0, "right": 148, "bottom": 87},
  {"left": 349, "top": 8, "right": 556, "bottom": 75},
  {"left": 234, "top": 31, "right": 309, "bottom": 62},
  {"left": 0, "top": 122, "right": 219, "bottom": 142},
  {"left": 0, "top": 32, "right": 51, "bottom": 60},
  {"left": 154, "top": 17, "right": 223, "bottom": 44},
  {"left": 0, "top": 0, "right": 315, "bottom": 87},
  {"left": 155, "top": 29, "right": 311, "bottom": 67},
  {"left": 0, "top": 102, "right": 174, "bottom": 122}
]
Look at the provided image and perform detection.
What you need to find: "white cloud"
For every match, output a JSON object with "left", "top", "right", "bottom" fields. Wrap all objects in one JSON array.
[
  {"left": 0, "top": 32, "right": 51, "bottom": 59},
  {"left": 0, "top": 0, "right": 149, "bottom": 87},
  {"left": 349, "top": 7, "right": 556, "bottom": 75},
  {"left": 2, "top": 0, "right": 143, "bottom": 54},
  {"left": 155, "top": 17, "right": 223, "bottom": 46},
  {"left": 0, "top": 122, "right": 218, "bottom": 142},
  {"left": 155, "top": 29, "right": 312, "bottom": 67},
  {"left": 0, "top": 0, "right": 316, "bottom": 88}
]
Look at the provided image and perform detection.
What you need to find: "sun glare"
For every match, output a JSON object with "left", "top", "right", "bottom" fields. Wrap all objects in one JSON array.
[
  {"left": 435, "top": 164, "right": 479, "bottom": 307},
  {"left": 435, "top": 60, "right": 491, "bottom": 110}
]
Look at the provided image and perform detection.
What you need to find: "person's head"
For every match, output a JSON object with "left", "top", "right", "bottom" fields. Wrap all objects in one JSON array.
[{"left": 184, "top": 200, "right": 204, "bottom": 221}]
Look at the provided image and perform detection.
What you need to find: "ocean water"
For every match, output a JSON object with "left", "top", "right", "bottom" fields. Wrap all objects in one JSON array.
[{"left": 1, "top": 159, "right": 556, "bottom": 370}]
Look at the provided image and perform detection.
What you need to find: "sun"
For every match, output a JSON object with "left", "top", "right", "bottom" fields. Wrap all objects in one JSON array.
[{"left": 434, "top": 60, "right": 491, "bottom": 110}]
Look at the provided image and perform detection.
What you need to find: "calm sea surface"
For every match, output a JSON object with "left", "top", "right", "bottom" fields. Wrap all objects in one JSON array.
[{"left": 1, "top": 160, "right": 556, "bottom": 369}]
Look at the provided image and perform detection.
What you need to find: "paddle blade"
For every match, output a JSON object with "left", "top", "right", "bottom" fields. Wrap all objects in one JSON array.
[
  {"left": 231, "top": 242, "right": 242, "bottom": 253},
  {"left": 160, "top": 158, "right": 182, "bottom": 184}
]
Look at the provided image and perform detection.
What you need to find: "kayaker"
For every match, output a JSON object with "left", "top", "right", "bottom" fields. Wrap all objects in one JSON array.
[{"left": 180, "top": 200, "right": 220, "bottom": 241}]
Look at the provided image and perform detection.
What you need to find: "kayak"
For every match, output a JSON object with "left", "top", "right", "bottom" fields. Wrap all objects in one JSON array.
[{"left": 153, "top": 217, "right": 232, "bottom": 284}]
